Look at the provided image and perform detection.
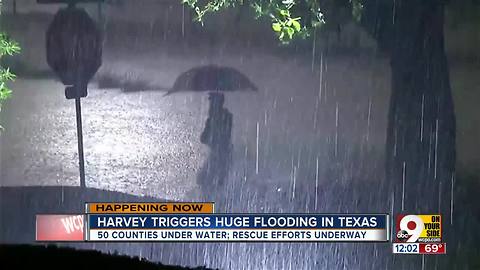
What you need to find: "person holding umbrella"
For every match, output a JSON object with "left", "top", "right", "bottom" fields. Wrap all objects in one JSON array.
[
  {"left": 166, "top": 65, "right": 257, "bottom": 190},
  {"left": 197, "top": 92, "right": 233, "bottom": 189}
]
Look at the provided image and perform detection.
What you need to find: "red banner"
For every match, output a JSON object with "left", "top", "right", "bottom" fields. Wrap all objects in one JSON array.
[
  {"left": 36, "top": 215, "right": 84, "bottom": 241},
  {"left": 419, "top": 243, "right": 446, "bottom": 254}
]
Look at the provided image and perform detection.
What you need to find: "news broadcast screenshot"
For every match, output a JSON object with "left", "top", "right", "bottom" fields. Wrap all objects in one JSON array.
[{"left": 0, "top": 0, "right": 479, "bottom": 269}]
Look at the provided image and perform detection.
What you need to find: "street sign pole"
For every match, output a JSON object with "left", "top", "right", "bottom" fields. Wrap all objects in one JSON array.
[
  {"left": 41, "top": 0, "right": 102, "bottom": 188},
  {"left": 75, "top": 97, "right": 86, "bottom": 188}
]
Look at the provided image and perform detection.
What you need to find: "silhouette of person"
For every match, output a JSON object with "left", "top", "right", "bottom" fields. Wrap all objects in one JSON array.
[{"left": 197, "top": 93, "right": 233, "bottom": 189}]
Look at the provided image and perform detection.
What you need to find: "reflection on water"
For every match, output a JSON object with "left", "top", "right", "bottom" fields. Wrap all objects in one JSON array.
[
  {"left": 1, "top": 79, "right": 208, "bottom": 200},
  {"left": 0, "top": 77, "right": 402, "bottom": 269}
]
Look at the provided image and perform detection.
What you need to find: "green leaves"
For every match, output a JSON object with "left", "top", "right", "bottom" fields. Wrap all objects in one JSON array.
[
  {"left": 279, "top": 9, "right": 290, "bottom": 17},
  {"left": 0, "top": 82, "right": 13, "bottom": 101},
  {"left": 291, "top": 19, "right": 301, "bottom": 31},
  {"left": 182, "top": 0, "right": 364, "bottom": 44},
  {"left": 0, "top": 68, "right": 16, "bottom": 102},
  {"left": 271, "top": 16, "right": 303, "bottom": 42},
  {"left": 0, "top": 34, "right": 20, "bottom": 101},
  {"left": 183, "top": 0, "right": 240, "bottom": 24},
  {"left": 0, "top": 33, "right": 20, "bottom": 56},
  {"left": 259, "top": 0, "right": 309, "bottom": 43},
  {"left": 272, "top": 22, "right": 282, "bottom": 32},
  {"left": 0, "top": 68, "right": 16, "bottom": 81},
  {"left": 0, "top": 32, "right": 20, "bottom": 131}
]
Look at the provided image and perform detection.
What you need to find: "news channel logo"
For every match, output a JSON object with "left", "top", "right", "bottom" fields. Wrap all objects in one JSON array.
[{"left": 395, "top": 214, "right": 442, "bottom": 243}]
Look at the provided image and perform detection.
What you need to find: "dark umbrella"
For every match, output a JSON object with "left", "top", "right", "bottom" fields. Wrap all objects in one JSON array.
[{"left": 165, "top": 65, "right": 258, "bottom": 96}]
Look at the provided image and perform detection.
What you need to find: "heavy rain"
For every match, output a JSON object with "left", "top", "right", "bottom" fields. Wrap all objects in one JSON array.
[{"left": 1, "top": 0, "right": 479, "bottom": 269}]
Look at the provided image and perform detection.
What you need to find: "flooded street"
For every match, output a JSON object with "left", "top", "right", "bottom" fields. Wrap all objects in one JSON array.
[
  {"left": 0, "top": 47, "right": 398, "bottom": 270},
  {"left": 1, "top": 78, "right": 207, "bottom": 199},
  {"left": 1, "top": 45, "right": 390, "bottom": 202}
]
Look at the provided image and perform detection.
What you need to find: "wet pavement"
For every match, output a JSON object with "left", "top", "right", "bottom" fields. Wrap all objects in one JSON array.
[
  {"left": 0, "top": 47, "right": 390, "bottom": 202},
  {"left": 0, "top": 51, "right": 402, "bottom": 269}
]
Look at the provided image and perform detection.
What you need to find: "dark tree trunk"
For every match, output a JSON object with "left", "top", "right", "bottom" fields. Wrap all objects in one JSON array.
[{"left": 387, "top": 0, "right": 455, "bottom": 221}]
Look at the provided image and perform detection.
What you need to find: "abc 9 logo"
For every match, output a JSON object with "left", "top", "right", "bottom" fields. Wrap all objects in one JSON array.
[{"left": 396, "top": 215, "right": 424, "bottom": 242}]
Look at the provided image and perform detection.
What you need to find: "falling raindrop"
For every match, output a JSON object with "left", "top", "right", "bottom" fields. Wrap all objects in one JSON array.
[
  {"left": 311, "top": 30, "right": 317, "bottom": 72},
  {"left": 392, "top": 0, "right": 397, "bottom": 24},
  {"left": 292, "top": 166, "right": 297, "bottom": 201},
  {"left": 438, "top": 181, "right": 442, "bottom": 212},
  {"left": 182, "top": 4, "right": 185, "bottom": 38},
  {"left": 402, "top": 161, "right": 406, "bottom": 211},
  {"left": 390, "top": 191, "right": 395, "bottom": 237},
  {"left": 335, "top": 102, "right": 339, "bottom": 157},
  {"left": 315, "top": 157, "right": 319, "bottom": 211},
  {"left": 434, "top": 119, "right": 439, "bottom": 179},
  {"left": 163, "top": 8, "right": 169, "bottom": 42},
  {"left": 313, "top": 97, "right": 319, "bottom": 130},
  {"left": 450, "top": 173, "right": 455, "bottom": 225},
  {"left": 366, "top": 97, "right": 372, "bottom": 143},
  {"left": 420, "top": 94, "right": 424, "bottom": 141},
  {"left": 256, "top": 121, "right": 259, "bottom": 174},
  {"left": 319, "top": 53, "right": 324, "bottom": 103},
  {"left": 264, "top": 110, "right": 268, "bottom": 126}
]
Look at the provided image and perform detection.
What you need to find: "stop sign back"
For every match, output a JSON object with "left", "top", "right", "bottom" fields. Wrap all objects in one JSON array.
[{"left": 46, "top": 7, "right": 102, "bottom": 99}]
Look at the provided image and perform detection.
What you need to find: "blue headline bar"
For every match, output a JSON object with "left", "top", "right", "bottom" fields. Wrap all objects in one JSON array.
[{"left": 88, "top": 214, "right": 387, "bottom": 229}]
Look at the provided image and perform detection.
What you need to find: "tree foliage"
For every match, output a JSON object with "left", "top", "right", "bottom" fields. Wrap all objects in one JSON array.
[
  {"left": 0, "top": 2, "right": 20, "bottom": 130},
  {"left": 182, "top": 0, "right": 363, "bottom": 43},
  {"left": 0, "top": 34, "right": 20, "bottom": 101}
]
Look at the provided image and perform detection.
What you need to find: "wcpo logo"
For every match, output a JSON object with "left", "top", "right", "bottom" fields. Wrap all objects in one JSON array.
[
  {"left": 36, "top": 215, "right": 85, "bottom": 241},
  {"left": 395, "top": 214, "right": 442, "bottom": 243}
]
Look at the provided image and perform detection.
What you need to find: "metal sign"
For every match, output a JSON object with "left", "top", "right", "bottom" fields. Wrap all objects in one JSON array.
[{"left": 44, "top": 2, "right": 103, "bottom": 188}]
